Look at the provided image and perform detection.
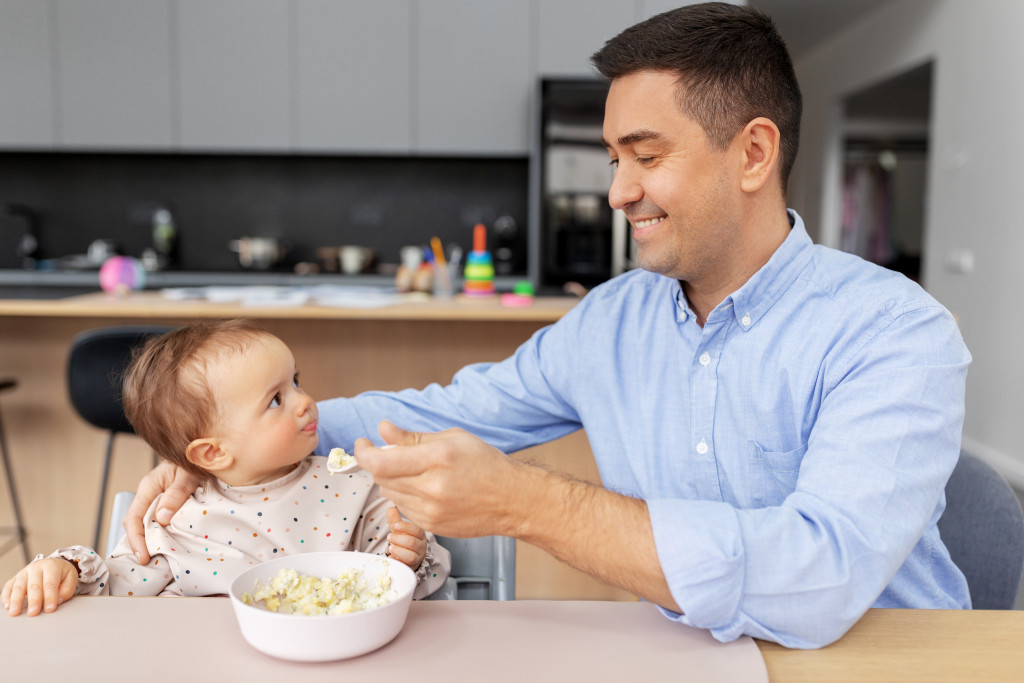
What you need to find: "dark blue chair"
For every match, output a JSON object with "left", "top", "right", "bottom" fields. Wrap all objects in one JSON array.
[
  {"left": 938, "top": 451, "right": 1024, "bottom": 609},
  {"left": 67, "top": 326, "right": 173, "bottom": 550}
]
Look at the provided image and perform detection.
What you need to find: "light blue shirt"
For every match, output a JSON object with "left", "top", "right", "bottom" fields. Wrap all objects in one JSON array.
[{"left": 317, "top": 210, "right": 971, "bottom": 648}]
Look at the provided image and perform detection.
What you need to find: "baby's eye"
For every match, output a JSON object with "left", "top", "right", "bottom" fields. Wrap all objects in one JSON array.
[
  {"left": 269, "top": 393, "right": 282, "bottom": 408},
  {"left": 293, "top": 372, "right": 300, "bottom": 388}
]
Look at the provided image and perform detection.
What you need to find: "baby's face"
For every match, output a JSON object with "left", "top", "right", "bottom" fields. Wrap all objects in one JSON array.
[{"left": 206, "top": 334, "right": 320, "bottom": 485}]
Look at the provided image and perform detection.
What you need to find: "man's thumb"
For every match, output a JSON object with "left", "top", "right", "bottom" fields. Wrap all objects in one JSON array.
[{"left": 378, "top": 419, "right": 422, "bottom": 445}]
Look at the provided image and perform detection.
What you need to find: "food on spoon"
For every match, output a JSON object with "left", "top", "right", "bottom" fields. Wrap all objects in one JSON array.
[{"left": 326, "top": 447, "right": 356, "bottom": 473}]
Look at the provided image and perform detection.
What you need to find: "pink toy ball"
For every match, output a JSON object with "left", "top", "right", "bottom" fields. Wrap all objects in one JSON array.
[{"left": 98, "top": 256, "right": 146, "bottom": 295}]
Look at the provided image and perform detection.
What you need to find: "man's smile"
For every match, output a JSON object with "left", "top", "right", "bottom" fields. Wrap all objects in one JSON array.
[{"left": 632, "top": 216, "right": 666, "bottom": 229}]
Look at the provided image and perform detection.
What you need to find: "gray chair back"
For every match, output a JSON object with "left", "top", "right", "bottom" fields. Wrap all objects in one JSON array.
[
  {"left": 431, "top": 535, "right": 516, "bottom": 600},
  {"left": 937, "top": 451, "right": 1024, "bottom": 609}
]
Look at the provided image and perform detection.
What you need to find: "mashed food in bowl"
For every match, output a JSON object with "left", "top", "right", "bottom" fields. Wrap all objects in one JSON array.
[{"left": 241, "top": 564, "right": 396, "bottom": 616}]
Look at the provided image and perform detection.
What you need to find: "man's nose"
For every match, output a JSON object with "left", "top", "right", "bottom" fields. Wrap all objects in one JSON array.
[{"left": 607, "top": 165, "right": 642, "bottom": 210}]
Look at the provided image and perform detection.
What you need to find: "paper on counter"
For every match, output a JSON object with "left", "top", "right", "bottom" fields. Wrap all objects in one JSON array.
[{"left": 160, "top": 285, "right": 400, "bottom": 308}]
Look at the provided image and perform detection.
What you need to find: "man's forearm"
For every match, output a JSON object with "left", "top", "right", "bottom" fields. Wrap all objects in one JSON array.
[{"left": 505, "top": 462, "right": 681, "bottom": 612}]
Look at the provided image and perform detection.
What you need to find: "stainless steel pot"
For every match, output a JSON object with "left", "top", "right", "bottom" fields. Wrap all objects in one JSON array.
[{"left": 229, "top": 237, "right": 290, "bottom": 270}]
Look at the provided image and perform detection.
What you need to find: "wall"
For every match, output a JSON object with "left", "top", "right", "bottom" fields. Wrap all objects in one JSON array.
[{"left": 790, "top": 0, "right": 1024, "bottom": 485}]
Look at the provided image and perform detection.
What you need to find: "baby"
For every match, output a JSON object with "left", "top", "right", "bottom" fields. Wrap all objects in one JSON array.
[{"left": 3, "top": 319, "right": 450, "bottom": 616}]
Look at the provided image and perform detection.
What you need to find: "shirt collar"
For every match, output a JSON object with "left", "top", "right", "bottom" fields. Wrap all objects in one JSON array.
[{"left": 672, "top": 210, "right": 814, "bottom": 329}]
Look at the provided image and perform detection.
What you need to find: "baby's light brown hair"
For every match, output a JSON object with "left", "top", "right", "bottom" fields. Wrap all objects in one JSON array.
[{"left": 122, "top": 319, "right": 276, "bottom": 485}]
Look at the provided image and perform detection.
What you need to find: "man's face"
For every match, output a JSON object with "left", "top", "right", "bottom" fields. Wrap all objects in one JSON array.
[{"left": 602, "top": 70, "right": 740, "bottom": 283}]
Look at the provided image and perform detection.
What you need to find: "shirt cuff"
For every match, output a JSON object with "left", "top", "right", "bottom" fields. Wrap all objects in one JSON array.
[{"left": 647, "top": 498, "right": 746, "bottom": 638}]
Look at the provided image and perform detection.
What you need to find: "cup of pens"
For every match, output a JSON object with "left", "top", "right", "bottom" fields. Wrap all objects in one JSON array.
[{"left": 430, "top": 237, "right": 460, "bottom": 298}]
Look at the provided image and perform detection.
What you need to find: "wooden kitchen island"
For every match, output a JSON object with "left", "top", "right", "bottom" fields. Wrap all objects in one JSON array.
[{"left": 0, "top": 290, "right": 635, "bottom": 601}]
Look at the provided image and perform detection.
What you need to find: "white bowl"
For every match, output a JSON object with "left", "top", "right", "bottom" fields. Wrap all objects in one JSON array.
[{"left": 229, "top": 551, "right": 416, "bottom": 662}]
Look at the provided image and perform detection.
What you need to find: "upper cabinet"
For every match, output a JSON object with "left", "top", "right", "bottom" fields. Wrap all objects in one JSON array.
[
  {"left": 535, "top": 0, "right": 634, "bottom": 77},
  {"left": 177, "top": 0, "right": 291, "bottom": 150},
  {"left": 416, "top": 0, "right": 531, "bottom": 155},
  {"left": 0, "top": 0, "right": 652, "bottom": 155},
  {"left": 56, "top": 0, "right": 175, "bottom": 149},
  {"left": 295, "top": 0, "right": 414, "bottom": 153},
  {"left": 0, "top": 0, "right": 55, "bottom": 147}
]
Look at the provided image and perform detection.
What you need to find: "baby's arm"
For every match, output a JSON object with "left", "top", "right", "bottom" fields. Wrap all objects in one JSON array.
[{"left": 2, "top": 557, "right": 79, "bottom": 616}]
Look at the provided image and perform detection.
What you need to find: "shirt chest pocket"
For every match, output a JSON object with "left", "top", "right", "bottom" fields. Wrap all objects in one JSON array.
[{"left": 749, "top": 440, "right": 808, "bottom": 507}]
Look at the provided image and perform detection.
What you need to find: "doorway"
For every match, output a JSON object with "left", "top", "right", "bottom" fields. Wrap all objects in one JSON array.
[{"left": 840, "top": 62, "right": 933, "bottom": 283}]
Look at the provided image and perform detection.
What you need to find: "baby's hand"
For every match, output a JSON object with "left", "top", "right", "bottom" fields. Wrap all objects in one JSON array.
[
  {"left": 386, "top": 507, "right": 427, "bottom": 572},
  {"left": 2, "top": 557, "right": 79, "bottom": 617}
]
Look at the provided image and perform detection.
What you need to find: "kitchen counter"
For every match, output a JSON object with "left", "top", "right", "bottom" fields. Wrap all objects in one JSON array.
[{"left": 0, "top": 289, "right": 577, "bottom": 322}]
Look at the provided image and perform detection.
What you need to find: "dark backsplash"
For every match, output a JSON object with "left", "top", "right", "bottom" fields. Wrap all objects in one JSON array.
[{"left": 0, "top": 152, "right": 529, "bottom": 274}]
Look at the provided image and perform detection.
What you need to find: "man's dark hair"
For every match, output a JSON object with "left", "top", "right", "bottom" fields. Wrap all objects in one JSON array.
[{"left": 591, "top": 2, "right": 802, "bottom": 192}]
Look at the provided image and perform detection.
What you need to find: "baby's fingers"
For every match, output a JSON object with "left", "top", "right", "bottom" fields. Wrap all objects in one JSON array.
[
  {"left": 387, "top": 540, "right": 423, "bottom": 571},
  {"left": 386, "top": 507, "right": 425, "bottom": 539}
]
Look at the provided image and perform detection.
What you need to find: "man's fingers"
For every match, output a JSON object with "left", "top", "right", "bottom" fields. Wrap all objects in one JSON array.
[
  {"left": 377, "top": 420, "right": 413, "bottom": 445},
  {"left": 126, "top": 462, "right": 201, "bottom": 564},
  {"left": 354, "top": 440, "right": 430, "bottom": 480},
  {"left": 378, "top": 420, "right": 459, "bottom": 447}
]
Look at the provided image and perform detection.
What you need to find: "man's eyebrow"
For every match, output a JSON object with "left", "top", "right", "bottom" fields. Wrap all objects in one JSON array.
[{"left": 601, "top": 129, "right": 663, "bottom": 148}]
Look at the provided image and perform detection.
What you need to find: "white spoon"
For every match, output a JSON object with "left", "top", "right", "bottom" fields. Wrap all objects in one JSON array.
[{"left": 325, "top": 444, "right": 395, "bottom": 474}]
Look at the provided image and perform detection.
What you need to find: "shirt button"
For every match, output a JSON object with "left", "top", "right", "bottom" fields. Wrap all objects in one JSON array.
[
  {"left": 741, "top": 313, "right": 752, "bottom": 327},
  {"left": 699, "top": 352, "right": 711, "bottom": 366},
  {"left": 696, "top": 439, "right": 709, "bottom": 455}
]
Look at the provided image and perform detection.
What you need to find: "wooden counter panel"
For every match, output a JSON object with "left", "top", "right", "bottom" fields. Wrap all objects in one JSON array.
[
  {"left": 0, "top": 291, "right": 576, "bottom": 322},
  {"left": 757, "top": 609, "right": 1024, "bottom": 682},
  {"left": 0, "top": 311, "right": 633, "bottom": 602}
]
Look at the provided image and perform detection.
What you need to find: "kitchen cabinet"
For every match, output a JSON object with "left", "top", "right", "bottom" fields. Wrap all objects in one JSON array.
[
  {"left": 535, "top": 0, "right": 636, "bottom": 77},
  {"left": 0, "top": 0, "right": 668, "bottom": 155},
  {"left": 177, "top": 0, "right": 291, "bottom": 150},
  {"left": 0, "top": 0, "right": 55, "bottom": 148},
  {"left": 295, "top": 0, "right": 414, "bottom": 153},
  {"left": 55, "top": 0, "right": 175, "bottom": 148},
  {"left": 416, "top": 0, "right": 531, "bottom": 155}
]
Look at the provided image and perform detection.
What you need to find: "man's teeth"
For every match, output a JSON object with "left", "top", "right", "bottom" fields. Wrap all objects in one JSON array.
[{"left": 633, "top": 216, "right": 665, "bottom": 228}]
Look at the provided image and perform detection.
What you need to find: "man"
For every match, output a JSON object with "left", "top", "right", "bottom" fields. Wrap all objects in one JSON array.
[{"left": 125, "top": 3, "right": 970, "bottom": 648}]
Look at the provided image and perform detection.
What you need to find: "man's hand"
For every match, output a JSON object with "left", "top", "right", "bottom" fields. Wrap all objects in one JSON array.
[
  {"left": 354, "top": 421, "right": 520, "bottom": 538},
  {"left": 125, "top": 461, "right": 200, "bottom": 564},
  {"left": 357, "top": 420, "right": 680, "bottom": 612},
  {"left": 2, "top": 558, "right": 79, "bottom": 617}
]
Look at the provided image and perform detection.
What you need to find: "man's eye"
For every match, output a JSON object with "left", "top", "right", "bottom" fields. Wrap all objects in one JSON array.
[
  {"left": 269, "top": 393, "right": 281, "bottom": 408},
  {"left": 608, "top": 158, "right": 619, "bottom": 169},
  {"left": 636, "top": 156, "right": 654, "bottom": 165}
]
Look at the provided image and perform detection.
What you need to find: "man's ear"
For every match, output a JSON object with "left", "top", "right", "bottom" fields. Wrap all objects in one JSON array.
[
  {"left": 737, "top": 117, "right": 781, "bottom": 193},
  {"left": 185, "top": 438, "right": 232, "bottom": 473}
]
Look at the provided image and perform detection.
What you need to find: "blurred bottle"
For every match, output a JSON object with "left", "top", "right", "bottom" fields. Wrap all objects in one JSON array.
[{"left": 152, "top": 207, "right": 177, "bottom": 266}]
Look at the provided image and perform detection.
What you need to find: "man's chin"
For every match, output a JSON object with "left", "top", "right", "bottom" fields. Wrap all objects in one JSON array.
[{"left": 635, "top": 251, "right": 677, "bottom": 279}]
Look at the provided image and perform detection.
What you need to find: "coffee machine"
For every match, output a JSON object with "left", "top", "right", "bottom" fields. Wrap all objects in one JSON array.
[{"left": 529, "top": 78, "right": 631, "bottom": 292}]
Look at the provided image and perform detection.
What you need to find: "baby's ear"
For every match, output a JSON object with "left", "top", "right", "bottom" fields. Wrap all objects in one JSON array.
[{"left": 185, "top": 438, "right": 231, "bottom": 472}]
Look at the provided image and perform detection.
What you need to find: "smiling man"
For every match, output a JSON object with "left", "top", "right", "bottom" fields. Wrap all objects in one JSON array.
[{"left": 126, "top": 3, "right": 971, "bottom": 648}]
